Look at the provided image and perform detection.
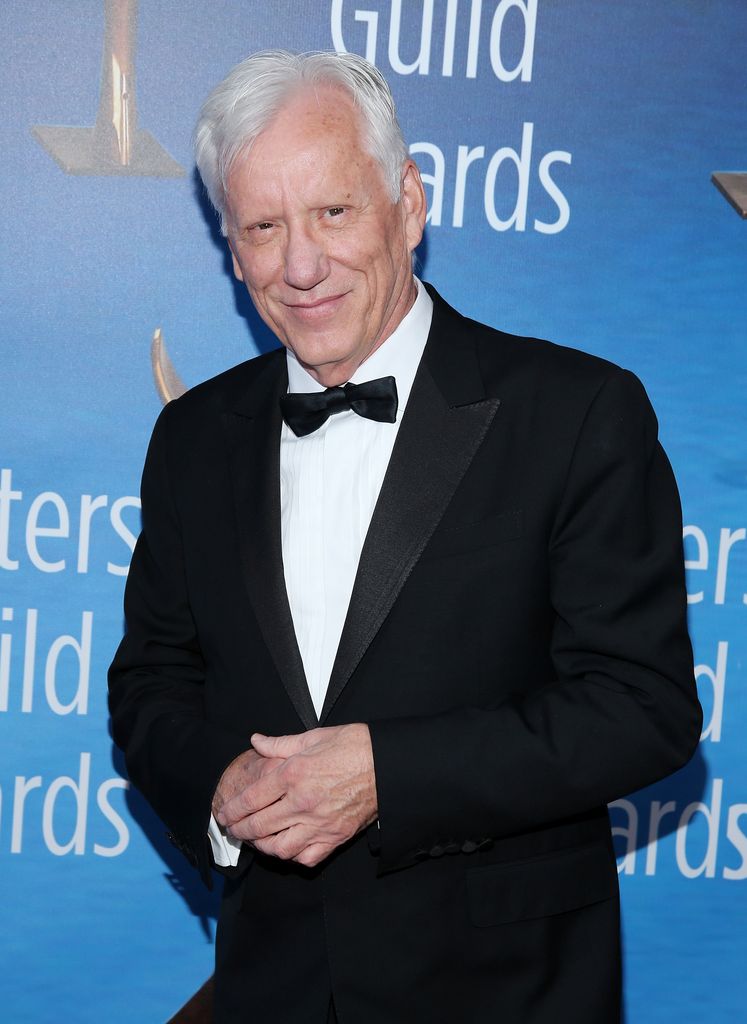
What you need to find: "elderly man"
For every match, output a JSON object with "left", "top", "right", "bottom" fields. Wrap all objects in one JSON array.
[{"left": 109, "top": 50, "right": 701, "bottom": 1024}]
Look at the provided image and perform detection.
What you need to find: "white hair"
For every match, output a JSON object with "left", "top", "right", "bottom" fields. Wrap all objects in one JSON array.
[{"left": 194, "top": 50, "right": 409, "bottom": 234}]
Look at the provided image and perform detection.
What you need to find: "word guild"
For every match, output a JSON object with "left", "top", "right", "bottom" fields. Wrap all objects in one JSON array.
[{"left": 331, "top": 0, "right": 538, "bottom": 80}]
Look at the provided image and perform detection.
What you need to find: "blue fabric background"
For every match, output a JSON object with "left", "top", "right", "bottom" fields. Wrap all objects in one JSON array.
[{"left": 1, "top": 2, "right": 745, "bottom": 1019}]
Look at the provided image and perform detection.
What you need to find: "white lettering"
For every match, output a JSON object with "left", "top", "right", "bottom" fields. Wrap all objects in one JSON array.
[
  {"left": 714, "top": 527, "right": 745, "bottom": 604},
  {"left": 0, "top": 468, "right": 22, "bottom": 570},
  {"left": 21, "top": 608, "right": 37, "bottom": 713},
  {"left": 330, "top": 0, "right": 537, "bottom": 81},
  {"left": 108, "top": 496, "right": 140, "bottom": 576},
  {"left": 44, "top": 611, "right": 93, "bottom": 716},
  {"left": 484, "top": 121, "right": 533, "bottom": 231},
  {"left": 77, "top": 494, "right": 109, "bottom": 573},
  {"left": 330, "top": 0, "right": 379, "bottom": 64},
  {"left": 25, "top": 492, "right": 70, "bottom": 572},
  {"left": 534, "top": 150, "right": 572, "bottom": 233},
  {"left": 11, "top": 775, "right": 42, "bottom": 853},
  {"left": 466, "top": 0, "right": 482, "bottom": 78},
  {"left": 683, "top": 524, "right": 708, "bottom": 603},
  {"left": 94, "top": 778, "right": 130, "bottom": 857},
  {"left": 489, "top": 0, "right": 537, "bottom": 82},
  {"left": 724, "top": 804, "right": 747, "bottom": 880},
  {"left": 453, "top": 144, "right": 485, "bottom": 227},
  {"left": 0, "top": 607, "right": 11, "bottom": 712},
  {"left": 441, "top": 0, "right": 459, "bottom": 76},
  {"left": 696, "top": 641, "right": 727, "bottom": 743},
  {"left": 645, "top": 800, "right": 677, "bottom": 875},
  {"left": 388, "top": 0, "right": 433, "bottom": 75},
  {"left": 610, "top": 798, "right": 637, "bottom": 874},
  {"left": 675, "top": 778, "right": 723, "bottom": 879},
  {"left": 42, "top": 752, "right": 90, "bottom": 856}
]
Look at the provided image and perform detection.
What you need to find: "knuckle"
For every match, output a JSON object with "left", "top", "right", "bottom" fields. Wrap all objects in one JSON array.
[
  {"left": 283, "top": 758, "right": 303, "bottom": 787},
  {"left": 274, "top": 833, "right": 296, "bottom": 860},
  {"left": 297, "top": 790, "right": 316, "bottom": 814},
  {"left": 229, "top": 798, "right": 249, "bottom": 823},
  {"left": 248, "top": 811, "right": 266, "bottom": 839}
]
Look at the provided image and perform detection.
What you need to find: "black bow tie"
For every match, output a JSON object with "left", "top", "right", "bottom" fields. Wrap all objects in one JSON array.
[{"left": 280, "top": 376, "right": 398, "bottom": 437}]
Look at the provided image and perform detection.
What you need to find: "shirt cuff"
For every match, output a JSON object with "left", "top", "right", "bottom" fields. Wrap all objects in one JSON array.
[{"left": 208, "top": 813, "right": 242, "bottom": 867}]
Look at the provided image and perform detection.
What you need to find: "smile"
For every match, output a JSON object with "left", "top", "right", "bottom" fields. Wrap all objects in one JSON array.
[{"left": 285, "top": 294, "right": 346, "bottom": 318}]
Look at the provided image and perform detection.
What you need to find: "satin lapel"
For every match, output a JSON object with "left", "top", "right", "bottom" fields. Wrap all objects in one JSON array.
[
  {"left": 321, "top": 304, "right": 501, "bottom": 721},
  {"left": 222, "top": 358, "right": 318, "bottom": 730}
]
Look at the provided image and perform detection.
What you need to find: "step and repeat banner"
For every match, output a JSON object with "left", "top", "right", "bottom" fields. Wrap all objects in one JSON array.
[{"left": 1, "top": 2, "right": 745, "bottom": 1021}]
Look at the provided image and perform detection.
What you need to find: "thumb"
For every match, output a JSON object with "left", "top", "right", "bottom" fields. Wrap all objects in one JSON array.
[{"left": 251, "top": 732, "right": 301, "bottom": 757}]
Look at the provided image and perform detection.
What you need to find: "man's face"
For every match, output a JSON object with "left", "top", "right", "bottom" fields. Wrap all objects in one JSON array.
[{"left": 224, "top": 86, "right": 426, "bottom": 387}]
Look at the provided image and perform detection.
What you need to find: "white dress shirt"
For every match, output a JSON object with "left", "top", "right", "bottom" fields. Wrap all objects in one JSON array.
[{"left": 209, "top": 278, "right": 433, "bottom": 866}]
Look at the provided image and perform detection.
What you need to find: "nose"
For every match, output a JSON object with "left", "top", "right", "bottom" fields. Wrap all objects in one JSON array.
[{"left": 283, "top": 221, "right": 330, "bottom": 291}]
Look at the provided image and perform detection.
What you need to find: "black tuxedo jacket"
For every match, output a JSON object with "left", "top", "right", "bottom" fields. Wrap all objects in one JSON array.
[{"left": 109, "top": 286, "right": 701, "bottom": 1023}]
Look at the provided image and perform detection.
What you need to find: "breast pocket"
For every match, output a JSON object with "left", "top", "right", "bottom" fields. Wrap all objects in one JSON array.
[
  {"left": 466, "top": 841, "right": 618, "bottom": 927},
  {"left": 422, "top": 509, "right": 523, "bottom": 561}
]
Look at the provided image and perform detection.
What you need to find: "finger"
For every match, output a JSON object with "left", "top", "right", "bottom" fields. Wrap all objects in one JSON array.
[
  {"left": 252, "top": 824, "right": 315, "bottom": 861},
  {"left": 217, "top": 769, "right": 286, "bottom": 827},
  {"left": 236, "top": 800, "right": 301, "bottom": 843},
  {"left": 293, "top": 842, "right": 335, "bottom": 868}
]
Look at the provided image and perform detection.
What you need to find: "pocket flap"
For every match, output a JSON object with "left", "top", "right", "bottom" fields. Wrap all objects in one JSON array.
[{"left": 467, "top": 841, "right": 617, "bottom": 927}]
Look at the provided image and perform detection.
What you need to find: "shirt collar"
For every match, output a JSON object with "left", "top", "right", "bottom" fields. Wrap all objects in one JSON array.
[{"left": 285, "top": 278, "right": 433, "bottom": 420}]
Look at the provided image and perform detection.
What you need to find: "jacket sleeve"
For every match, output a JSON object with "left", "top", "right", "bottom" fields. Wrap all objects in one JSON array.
[
  {"left": 368, "top": 368, "right": 702, "bottom": 871},
  {"left": 108, "top": 401, "right": 250, "bottom": 885}
]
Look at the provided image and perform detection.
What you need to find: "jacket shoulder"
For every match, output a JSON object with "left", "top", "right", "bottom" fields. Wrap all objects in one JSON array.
[
  {"left": 428, "top": 284, "right": 642, "bottom": 403},
  {"left": 159, "top": 347, "right": 285, "bottom": 423}
]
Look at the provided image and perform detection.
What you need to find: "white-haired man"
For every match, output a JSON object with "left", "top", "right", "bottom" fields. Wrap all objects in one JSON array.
[{"left": 110, "top": 50, "right": 701, "bottom": 1024}]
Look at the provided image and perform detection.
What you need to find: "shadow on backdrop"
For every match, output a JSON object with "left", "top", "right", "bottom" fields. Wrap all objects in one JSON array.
[
  {"left": 192, "top": 166, "right": 280, "bottom": 357},
  {"left": 614, "top": 746, "right": 708, "bottom": 1024},
  {"left": 611, "top": 743, "right": 709, "bottom": 861},
  {"left": 109, "top": 741, "right": 221, "bottom": 944}
]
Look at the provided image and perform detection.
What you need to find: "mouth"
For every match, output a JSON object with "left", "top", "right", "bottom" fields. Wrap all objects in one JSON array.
[{"left": 284, "top": 293, "right": 347, "bottom": 319}]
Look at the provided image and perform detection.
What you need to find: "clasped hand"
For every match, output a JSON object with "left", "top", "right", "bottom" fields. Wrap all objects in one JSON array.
[{"left": 212, "top": 723, "right": 378, "bottom": 868}]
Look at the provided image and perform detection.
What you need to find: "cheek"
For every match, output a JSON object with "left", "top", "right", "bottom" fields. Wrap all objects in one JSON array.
[
  {"left": 333, "top": 236, "right": 396, "bottom": 283},
  {"left": 238, "top": 252, "right": 280, "bottom": 294}
]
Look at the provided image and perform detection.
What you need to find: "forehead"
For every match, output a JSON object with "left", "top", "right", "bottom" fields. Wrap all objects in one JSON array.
[
  {"left": 228, "top": 85, "right": 377, "bottom": 196},
  {"left": 261, "top": 83, "right": 365, "bottom": 154}
]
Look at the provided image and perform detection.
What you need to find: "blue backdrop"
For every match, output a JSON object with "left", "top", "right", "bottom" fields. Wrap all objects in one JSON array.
[{"left": 1, "top": 2, "right": 745, "bottom": 1020}]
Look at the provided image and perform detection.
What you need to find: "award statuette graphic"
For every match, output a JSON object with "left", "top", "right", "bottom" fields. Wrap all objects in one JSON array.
[
  {"left": 32, "top": 0, "right": 183, "bottom": 177},
  {"left": 152, "top": 328, "right": 188, "bottom": 403},
  {"left": 711, "top": 172, "right": 747, "bottom": 218}
]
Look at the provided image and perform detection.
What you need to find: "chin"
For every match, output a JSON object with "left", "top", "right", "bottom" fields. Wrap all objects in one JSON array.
[{"left": 290, "top": 339, "right": 355, "bottom": 369}]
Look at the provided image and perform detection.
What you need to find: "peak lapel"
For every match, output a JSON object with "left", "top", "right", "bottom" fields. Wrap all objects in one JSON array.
[
  {"left": 222, "top": 357, "right": 318, "bottom": 731},
  {"left": 321, "top": 295, "right": 501, "bottom": 721}
]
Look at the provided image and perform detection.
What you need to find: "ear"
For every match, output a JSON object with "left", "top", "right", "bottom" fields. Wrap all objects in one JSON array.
[
  {"left": 227, "top": 239, "right": 245, "bottom": 282},
  {"left": 400, "top": 160, "right": 427, "bottom": 253}
]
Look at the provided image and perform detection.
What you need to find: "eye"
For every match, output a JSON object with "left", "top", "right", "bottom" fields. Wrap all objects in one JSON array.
[
  {"left": 254, "top": 222, "right": 274, "bottom": 231},
  {"left": 326, "top": 207, "right": 345, "bottom": 218}
]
